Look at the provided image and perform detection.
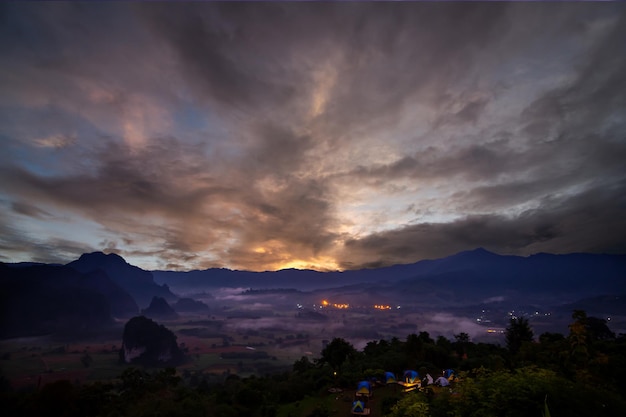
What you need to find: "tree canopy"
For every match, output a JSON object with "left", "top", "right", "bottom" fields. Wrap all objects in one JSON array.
[{"left": 2, "top": 311, "right": 625, "bottom": 417}]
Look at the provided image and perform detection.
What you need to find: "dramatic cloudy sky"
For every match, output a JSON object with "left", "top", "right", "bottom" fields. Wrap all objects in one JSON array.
[{"left": 1, "top": 2, "right": 625, "bottom": 271}]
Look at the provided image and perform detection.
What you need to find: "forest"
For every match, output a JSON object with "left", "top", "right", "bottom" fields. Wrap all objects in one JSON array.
[{"left": 1, "top": 310, "right": 625, "bottom": 417}]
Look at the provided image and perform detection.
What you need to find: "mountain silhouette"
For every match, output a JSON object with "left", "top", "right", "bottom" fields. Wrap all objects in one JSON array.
[
  {"left": 68, "top": 252, "right": 176, "bottom": 308},
  {"left": 0, "top": 263, "right": 136, "bottom": 338},
  {"left": 174, "top": 297, "right": 210, "bottom": 313},
  {"left": 141, "top": 296, "right": 179, "bottom": 320}
]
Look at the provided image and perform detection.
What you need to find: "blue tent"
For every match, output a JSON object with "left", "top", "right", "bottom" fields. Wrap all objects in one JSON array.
[
  {"left": 352, "top": 400, "right": 366, "bottom": 414},
  {"left": 384, "top": 371, "right": 397, "bottom": 384},
  {"left": 403, "top": 370, "right": 419, "bottom": 384},
  {"left": 356, "top": 380, "right": 372, "bottom": 396},
  {"left": 443, "top": 369, "right": 456, "bottom": 380}
]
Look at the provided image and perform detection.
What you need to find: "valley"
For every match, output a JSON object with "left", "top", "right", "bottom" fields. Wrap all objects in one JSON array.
[{"left": 2, "top": 248, "right": 625, "bottom": 391}]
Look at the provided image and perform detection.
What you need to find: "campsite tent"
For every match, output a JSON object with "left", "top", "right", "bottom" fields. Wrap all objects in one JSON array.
[
  {"left": 421, "top": 373, "right": 433, "bottom": 386},
  {"left": 403, "top": 370, "right": 419, "bottom": 384},
  {"left": 356, "top": 380, "right": 372, "bottom": 397},
  {"left": 352, "top": 400, "right": 369, "bottom": 415},
  {"left": 435, "top": 376, "right": 450, "bottom": 387},
  {"left": 384, "top": 371, "right": 397, "bottom": 384},
  {"left": 443, "top": 369, "right": 456, "bottom": 381}
]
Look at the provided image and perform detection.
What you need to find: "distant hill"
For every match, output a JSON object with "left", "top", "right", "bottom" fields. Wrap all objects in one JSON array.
[
  {"left": 119, "top": 316, "right": 184, "bottom": 366},
  {"left": 151, "top": 249, "right": 626, "bottom": 303},
  {"left": 389, "top": 249, "right": 626, "bottom": 305},
  {"left": 322, "top": 250, "right": 626, "bottom": 307},
  {"left": 67, "top": 252, "right": 177, "bottom": 308},
  {"left": 141, "top": 296, "right": 179, "bottom": 320},
  {"left": 0, "top": 263, "right": 137, "bottom": 338},
  {"left": 174, "top": 297, "right": 210, "bottom": 313},
  {"left": 152, "top": 268, "right": 331, "bottom": 292},
  {"left": 557, "top": 295, "right": 626, "bottom": 316}
]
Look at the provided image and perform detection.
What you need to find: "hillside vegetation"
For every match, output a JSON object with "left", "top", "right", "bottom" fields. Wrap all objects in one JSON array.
[{"left": 1, "top": 311, "right": 625, "bottom": 416}]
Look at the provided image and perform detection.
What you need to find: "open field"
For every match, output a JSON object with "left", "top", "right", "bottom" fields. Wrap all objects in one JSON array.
[{"left": 0, "top": 337, "right": 125, "bottom": 389}]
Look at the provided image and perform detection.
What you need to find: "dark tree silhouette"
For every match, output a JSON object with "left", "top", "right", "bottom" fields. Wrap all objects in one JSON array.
[
  {"left": 319, "top": 337, "right": 357, "bottom": 371},
  {"left": 505, "top": 316, "right": 534, "bottom": 354},
  {"left": 586, "top": 316, "right": 615, "bottom": 341},
  {"left": 454, "top": 332, "right": 470, "bottom": 344},
  {"left": 569, "top": 310, "right": 590, "bottom": 365}
]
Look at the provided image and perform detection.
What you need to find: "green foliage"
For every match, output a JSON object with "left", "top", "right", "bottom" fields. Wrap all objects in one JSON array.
[
  {"left": 439, "top": 366, "right": 626, "bottom": 417},
  {"left": 319, "top": 337, "right": 357, "bottom": 371},
  {"left": 381, "top": 394, "right": 403, "bottom": 415},
  {"left": 505, "top": 317, "right": 534, "bottom": 355},
  {"left": 585, "top": 316, "right": 615, "bottom": 341},
  {"left": 569, "top": 310, "right": 589, "bottom": 365},
  {"left": 293, "top": 355, "right": 314, "bottom": 373},
  {"left": 389, "top": 392, "right": 430, "bottom": 417}
]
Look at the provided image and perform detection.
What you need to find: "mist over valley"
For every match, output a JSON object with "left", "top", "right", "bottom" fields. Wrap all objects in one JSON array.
[{"left": 2, "top": 248, "right": 625, "bottom": 390}]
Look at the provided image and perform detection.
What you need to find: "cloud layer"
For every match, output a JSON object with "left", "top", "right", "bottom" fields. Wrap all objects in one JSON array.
[{"left": 1, "top": 3, "right": 625, "bottom": 270}]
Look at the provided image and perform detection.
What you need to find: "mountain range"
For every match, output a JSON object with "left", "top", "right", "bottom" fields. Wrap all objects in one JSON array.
[
  {"left": 2, "top": 248, "right": 625, "bottom": 338},
  {"left": 153, "top": 248, "right": 626, "bottom": 305}
]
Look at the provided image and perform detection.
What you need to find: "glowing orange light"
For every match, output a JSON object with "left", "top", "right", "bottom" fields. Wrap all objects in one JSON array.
[{"left": 320, "top": 300, "right": 349, "bottom": 309}]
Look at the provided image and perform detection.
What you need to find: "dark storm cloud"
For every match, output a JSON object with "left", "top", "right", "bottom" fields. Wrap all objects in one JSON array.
[
  {"left": 518, "top": 8, "right": 626, "bottom": 142},
  {"left": 340, "top": 182, "right": 626, "bottom": 269},
  {"left": 0, "top": 211, "right": 96, "bottom": 265},
  {"left": 137, "top": 3, "right": 297, "bottom": 111},
  {"left": 0, "top": 139, "right": 213, "bottom": 217},
  {"left": 136, "top": 2, "right": 510, "bottom": 131},
  {"left": 11, "top": 201, "right": 52, "bottom": 219},
  {"left": 309, "top": 3, "right": 510, "bottom": 141},
  {"left": 339, "top": 141, "right": 518, "bottom": 186}
]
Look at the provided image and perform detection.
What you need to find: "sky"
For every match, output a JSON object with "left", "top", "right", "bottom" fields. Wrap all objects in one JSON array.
[{"left": 1, "top": 2, "right": 625, "bottom": 272}]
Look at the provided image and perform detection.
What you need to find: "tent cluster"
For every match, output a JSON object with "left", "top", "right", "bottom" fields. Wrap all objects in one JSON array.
[
  {"left": 351, "top": 380, "right": 372, "bottom": 415},
  {"left": 385, "top": 369, "right": 457, "bottom": 392},
  {"left": 351, "top": 369, "right": 457, "bottom": 413}
]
